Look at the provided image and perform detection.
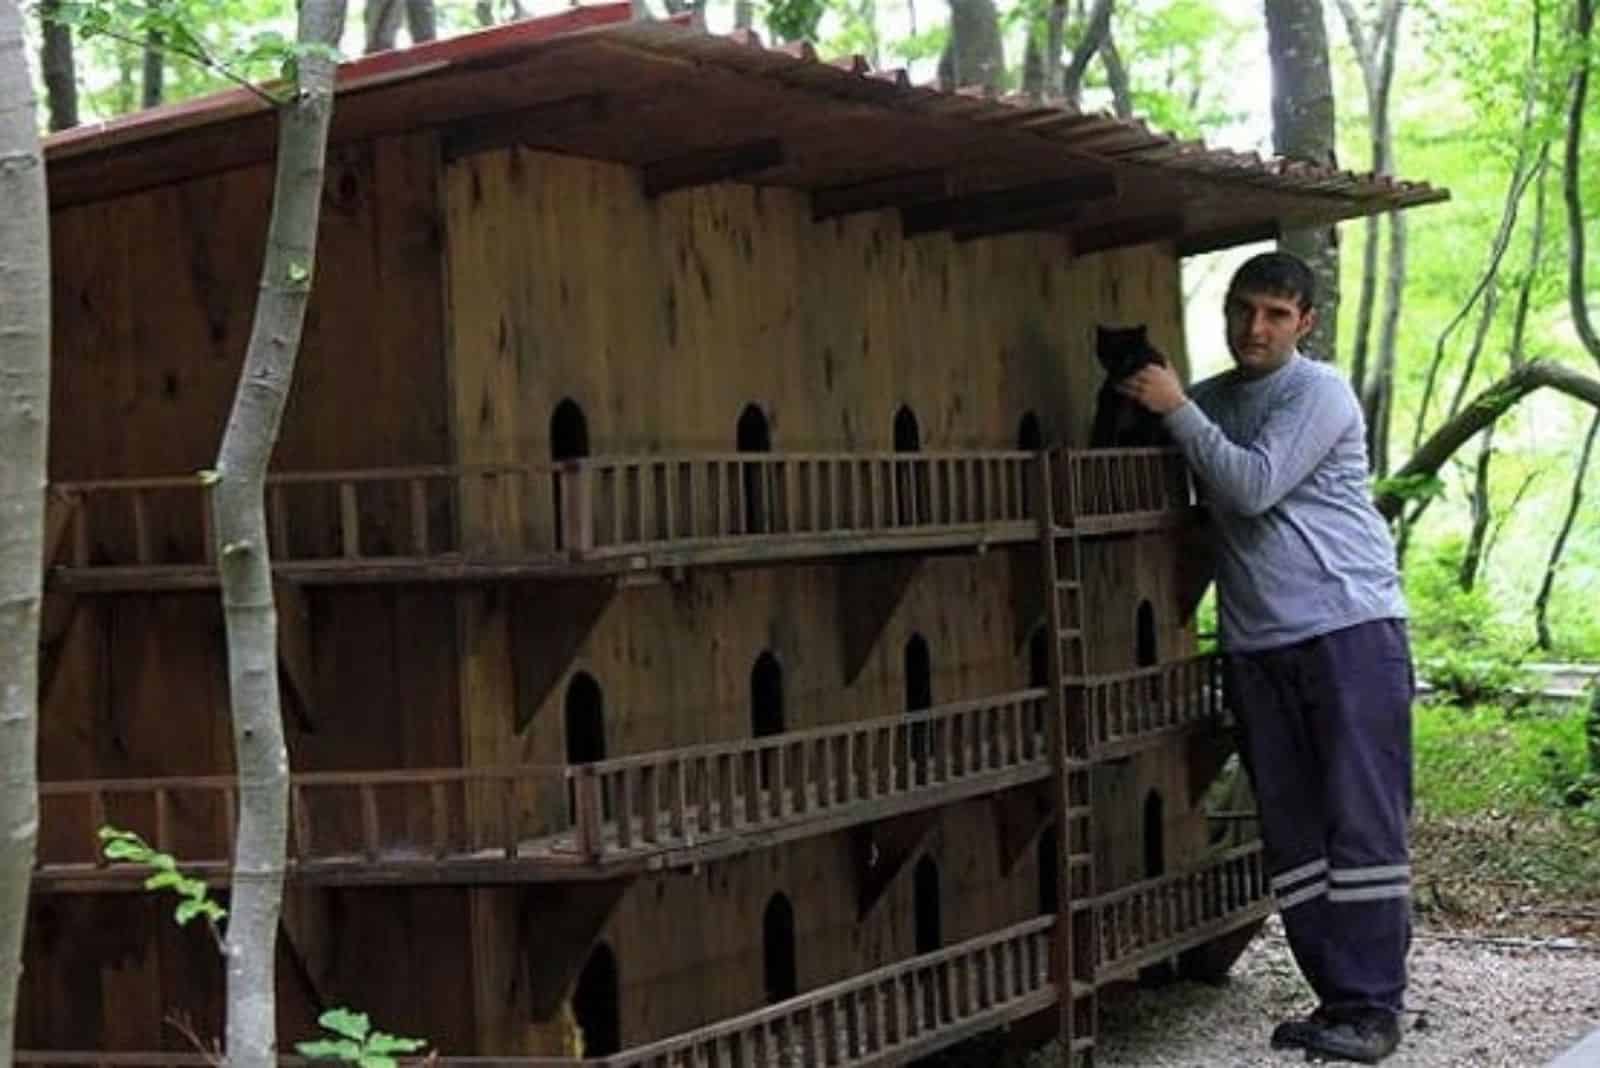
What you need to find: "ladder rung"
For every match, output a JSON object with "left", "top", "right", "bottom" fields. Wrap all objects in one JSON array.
[
  {"left": 1069, "top": 981, "right": 1095, "bottom": 998},
  {"left": 1058, "top": 628, "right": 1082, "bottom": 639},
  {"left": 1068, "top": 854, "right": 1093, "bottom": 868},
  {"left": 1063, "top": 805, "right": 1091, "bottom": 820},
  {"left": 1070, "top": 1037, "right": 1096, "bottom": 1053},
  {"left": 1056, "top": 580, "right": 1080, "bottom": 591}
]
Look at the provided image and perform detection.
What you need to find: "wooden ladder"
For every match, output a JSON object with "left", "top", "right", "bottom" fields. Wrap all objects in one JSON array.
[{"left": 1038, "top": 448, "right": 1098, "bottom": 1066}]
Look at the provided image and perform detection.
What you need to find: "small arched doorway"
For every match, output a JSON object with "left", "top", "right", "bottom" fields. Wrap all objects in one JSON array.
[
  {"left": 572, "top": 942, "right": 620, "bottom": 1056},
  {"left": 1016, "top": 412, "right": 1043, "bottom": 452},
  {"left": 914, "top": 856, "right": 942, "bottom": 953},
  {"left": 762, "top": 893, "right": 798, "bottom": 1005},
  {"left": 550, "top": 399, "right": 590, "bottom": 550},
  {"left": 1144, "top": 789, "right": 1165, "bottom": 879},
  {"left": 1038, "top": 824, "right": 1059, "bottom": 916},
  {"left": 737, "top": 403, "right": 772, "bottom": 534},
  {"left": 893, "top": 405, "right": 925, "bottom": 525},
  {"left": 751, "top": 650, "right": 784, "bottom": 790},
  {"left": 1136, "top": 600, "right": 1157, "bottom": 667},
  {"left": 565, "top": 671, "right": 606, "bottom": 820}
]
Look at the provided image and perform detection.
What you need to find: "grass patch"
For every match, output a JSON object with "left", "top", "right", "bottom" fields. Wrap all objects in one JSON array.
[
  {"left": 1414, "top": 700, "right": 1596, "bottom": 817},
  {"left": 1412, "top": 699, "right": 1600, "bottom": 921}
]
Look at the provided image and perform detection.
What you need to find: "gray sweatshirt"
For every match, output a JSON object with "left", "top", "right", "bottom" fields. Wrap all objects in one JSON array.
[{"left": 1162, "top": 353, "right": 1406, "bottom": 653}]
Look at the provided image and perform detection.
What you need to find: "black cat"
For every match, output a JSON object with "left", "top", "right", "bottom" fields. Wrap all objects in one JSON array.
[{"left": 1089, "top": 324, "right": 1171, "bottom": 449}]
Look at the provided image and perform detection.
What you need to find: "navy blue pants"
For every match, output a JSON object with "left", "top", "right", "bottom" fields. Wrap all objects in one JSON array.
[{"left": 1224, "top": 618, "right": 1414, "bottom": 1016}]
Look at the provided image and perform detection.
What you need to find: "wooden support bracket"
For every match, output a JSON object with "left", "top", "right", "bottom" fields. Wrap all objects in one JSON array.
[
  {"left": 837, "top": 556, "right": 922, "bottom": 687},
  {"left": 275, "top": 577, "right": 318, "bottom": 734},
  {"left": 441, "top": 93, "right": 612, "bottom": 162},
  {"left": 853, "top": 808, "right": 939, "bottom": 920},
  {"left": 811, "top": 169, "right": 949, "bottom": 221},
  {"left": 901, "top": 174, "right": 1117, "bottom": 238},
  {"left": 521, "top": 878, "right": 631, "bottom": 1019},
  {"left": 641, "top": 138, "right": 784, "bottom": 198},
  {"left": 43, "top": 487, "right": 78, "bottom": 571},
  {"left": 992, "top": 780, "right": 1055, "bottom": 875},
  {"left": 1185, "top": 723, "right": 1236, "bottom": 806},
  {"left": 36, "top": 590, "right": 80, "bottom": 709},
  {"left": 1008, "top": 546, "right": 1044, "bottom": 653},
  {"left": 510, "top": 579, "right": 616, "bottom": 733},
  {"left": 1177, "top": 221, "right": 1280, "bottom": 258},
  {"left": 1070, "top": 213, "right": 1185, "bottom": 257}
]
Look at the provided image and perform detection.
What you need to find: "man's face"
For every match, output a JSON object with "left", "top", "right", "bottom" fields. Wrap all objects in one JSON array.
[{"left": 1224, "top": 288, "right": 1316, "bottom": 377}]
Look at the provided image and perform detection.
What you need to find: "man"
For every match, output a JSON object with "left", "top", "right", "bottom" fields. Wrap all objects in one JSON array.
[{"left": 1117, "top": 251, "right": 1413, "bottom": 1065}]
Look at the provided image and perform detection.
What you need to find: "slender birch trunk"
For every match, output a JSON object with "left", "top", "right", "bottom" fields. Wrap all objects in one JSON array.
[
  {"left": 1533, "top": 411, "right": 1599, "bottom": 650},
  {"left": 0, "top": 1, "right": 49, "bottom": 1062},
  {"left": 214, "top": 4, "right": 344, "bottom": 1065}
]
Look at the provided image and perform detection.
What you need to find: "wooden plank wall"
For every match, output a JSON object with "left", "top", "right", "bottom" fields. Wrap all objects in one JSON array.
[
  {"left": 443, "top": 147, "right": 1195, "bottom": 1053},
  {"left": 443, "top": 147, "right": 1189, "bottom": 551}
]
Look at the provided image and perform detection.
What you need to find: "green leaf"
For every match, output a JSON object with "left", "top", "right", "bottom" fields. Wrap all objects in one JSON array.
[
  {"left": 364, "top": 1034, "right": 426, "bottom": 1055},
  {"left": 297, "top": 1038, "right": 364, "bottom": 1061},
  {"left": 103, "top": 838, "right": 151, "bottom": 862},
  {"left": 287, "top": 262, "right": 310, "bottom": 284},
  {"left": 197, "top": 468, "right": 221, "bottom": 486},
  {"left": 356, "top": 1055, "right": 397, "bottom": 1068},
  {"left": 318, "top": 1008, "right": 372, "bottom": 1043},
  {"left": 143, "top": 870, "right": 186, "bottom": 891},
  {"left": 174, "top": 898, "right": 207, "bottom": 926}
]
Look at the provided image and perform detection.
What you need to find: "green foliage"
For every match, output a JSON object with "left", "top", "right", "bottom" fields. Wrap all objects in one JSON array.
[
  {"left": 296, "top": 1009, "right": 429, "bottom": 1068},
  {"left": 98, "top": 826, "right": 228, "bottom": 928},
  {"left": 1414, "top": 701, "right": 1597, "bottom": 817},
  {"left": 764, "top": 0, "right": 827, "bottom": 45},
  {"left": 38, "top": 0, "right": 341, "bottom": 108},
  {"left": 1406, "top": 537, "right": 1532, "bottom": 705},
  {"left": 1373, "top": 472, "right": 1445, "bottom": 506}
]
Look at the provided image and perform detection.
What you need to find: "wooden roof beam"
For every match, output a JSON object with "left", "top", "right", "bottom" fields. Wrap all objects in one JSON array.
[
  {"left": 953, "top": 201, "right": 1082, "bottom": 242},
  {"left": 1069, "top": 212, "right": 1185, "bottom": 257},
  {"left": 901, "top": 173, "right": 1117, "bottom": 238},
  {"left": 641, "top": 137, "right": 784, "bottom": 197},
  {"left": 810, "top": 168, "right": 949, "bottom": 221},
  {"left": 1177, "top": 220, "right": 1280, "bottom": 257},
  {"left": 440, "top": 92, "right": 612, "bottom": 161}
]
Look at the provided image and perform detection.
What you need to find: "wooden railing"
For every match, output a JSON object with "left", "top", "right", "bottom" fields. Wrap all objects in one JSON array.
[
  {"left": 49, "top": 464, "right": 547, "bottom": 570},
  {"left": 35, "top": 765, "right": 569, "bottom": 883},
  {"left": 555, "top": 450, "right": 1037, "bottom": 558},
  {"left": 1055, "top": 448, "right": 1192, "bottom": 532},
  {"left": 1078, "top": 842, "right": 1271, "bottom": 980},
  {"left": 1072, "top": 654, "right": 1223, "bottom": 762},
  {"left": 568, "top": 690, "right": 1051, "bottom": 861},
  {"left": 36, "top": 691, "right": 1050, "bottom": 886},
  {"left": 15, "top": 918, "right": 1054, "bottom": 1068}
]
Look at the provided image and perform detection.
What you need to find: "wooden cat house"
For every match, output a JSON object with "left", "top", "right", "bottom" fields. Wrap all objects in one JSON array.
[{"left": 20, "top": 9, "right": 1445, "bottom": 1066}]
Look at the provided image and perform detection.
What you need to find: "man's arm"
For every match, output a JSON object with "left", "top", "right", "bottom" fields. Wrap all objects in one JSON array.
[{"left": 1119, "top": 364, "right": 1355, "bottom": 518}]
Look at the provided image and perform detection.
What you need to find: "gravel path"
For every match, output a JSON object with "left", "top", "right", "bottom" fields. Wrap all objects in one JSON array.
[{"left": 1082, "top": 918, "right": 1600, "bottom": 1067}]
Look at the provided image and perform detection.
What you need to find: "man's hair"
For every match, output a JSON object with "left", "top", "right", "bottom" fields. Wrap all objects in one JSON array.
[{"left": 1227, "top": 252, "right": 1316, "bottom": 312}]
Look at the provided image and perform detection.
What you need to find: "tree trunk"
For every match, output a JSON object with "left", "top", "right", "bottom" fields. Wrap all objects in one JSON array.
[
  {"left": 38, "top": 0, "right": 76, "bottom": 131},
  {"left": 476, "top": 0, "right": 494, "bottom": 25},
  {"left": 1060, "top": 0, "right": 1112, "bottom": 107},
  {"left": 1457, "top": 423, "right": 1495, "bottom": 590},
  {"left": 405, "top": 0, "right": 437, "bottom": 43},
  {"left": 1365, "top": 208, "right": 1405, "bottom": 475},
  {"left": 1564, "top": 0, "right": 1598, "bottom": 364},
  {"left": 141, "top": 27, "right": 162, "bottom": 108},
  {"left": 0, "top": 1, "right": 49, "bottom": 1061},
  {"left": 1375, "top": 359, "right": 1600, "bottom": 521},
  {"left": 734, "top": 0, "right": 752, "bottom": 30},
  {"left": 1042, "top": 0, "right": 1066, "bottom": 99},
  {"left": 366, "top": 0, "right": 402, "bottom": 52},
  {"left": 1100, "top": 31, "right": 1133, "bottom": 117},
  {"left": 1533, "top": 410, "right": 1599, "bottom": 650},
  {"left": 215, "top": 3, "right": 345, "bottom": 1065},
  {"left": 1264, "top": 0, "right": 1339, "bottom": 362},
  {"left": 938, "top": 0, "right": 1004, "bottom": 91}
]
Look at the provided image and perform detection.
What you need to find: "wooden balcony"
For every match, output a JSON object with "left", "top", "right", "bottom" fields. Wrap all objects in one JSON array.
[
  {"left": 1070, "top": 654, "right": 1224, "bottom": 762},
  {"left": 1053, "top": 447, "right": 1195, "bottom": 534},
  {"left": 15, "top": 916, "right": 1055, "bottom": 1068},
  {"left": 1079, "top": 841, "right": 1273, "bottom": 983},
  {"left": 47, "top": 450, "right": 1038, "bottom": 592},
  {"left": 34, "top": 690, "right": 1051, "bottom": 891}
]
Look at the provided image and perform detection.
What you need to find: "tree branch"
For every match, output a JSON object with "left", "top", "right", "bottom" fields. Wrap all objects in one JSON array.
[
  {"left": 1060, "top": 0, "right": 1112, "bottom": 106},
  {"left": 1378, "top": 359, "right": 1600, "bottom": 520},
  {"left": 1564, "top": 0, "right": 1599, "bottom": 363},
  {"left": 1100, "top": 29, "right": 1133, "bottom": 117},
  {"left": 1533, "top": 409, "right": 1599, "bottom": 649}
]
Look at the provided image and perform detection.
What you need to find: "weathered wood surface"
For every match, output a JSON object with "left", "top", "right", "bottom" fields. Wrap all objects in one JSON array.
[{"left": 17, "top": 914, "right": 1055, "bottom": 1068}]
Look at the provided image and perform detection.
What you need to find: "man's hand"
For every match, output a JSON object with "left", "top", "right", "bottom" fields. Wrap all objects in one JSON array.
[{"left": 1115, "top": 363, "right": 1188, "bottom": 416}]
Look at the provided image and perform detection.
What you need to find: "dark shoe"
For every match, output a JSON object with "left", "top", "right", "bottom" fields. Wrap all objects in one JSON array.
[
  {"left": 1303, "top": 1009, "right": 1401, "bottom": 1064},
  {"left": 1270, "top": 1008, "right": 1333, "bottom": 1050}
]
